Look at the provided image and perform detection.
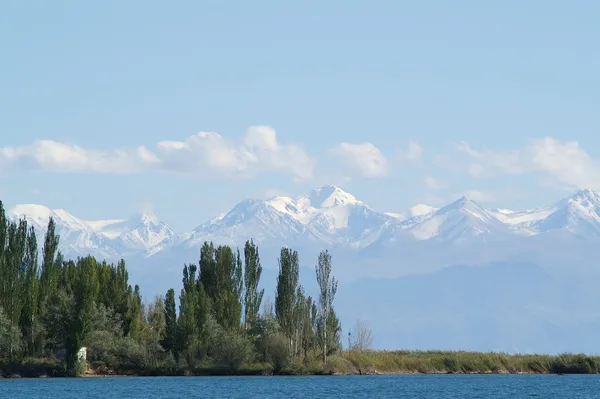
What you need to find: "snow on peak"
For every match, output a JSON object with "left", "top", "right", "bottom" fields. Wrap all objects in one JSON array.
[
  {"left": 9, "top": 204, "right": 53, "bottom": 224},
  {"left": 9, "top": 204, "right": 90, "bottom": 231},
  {"left": 14, "top": 186, "right": 600, "bottom": 262},
  {"left": 5, "top": 202, "right": 178, "bottom": 258},
  {"left": 301, "top": 185, "right": 362, "bottom": 208},
  {"left": 566, "top": 189, "right": 600, "bottom": 206},
  {"left": 139, "top": 211, "right": 160, "bottom": 225}
]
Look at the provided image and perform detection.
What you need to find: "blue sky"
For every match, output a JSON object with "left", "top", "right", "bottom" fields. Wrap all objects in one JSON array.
[{"left": 1, "top": 1, "right": 600, "bottom": 231}]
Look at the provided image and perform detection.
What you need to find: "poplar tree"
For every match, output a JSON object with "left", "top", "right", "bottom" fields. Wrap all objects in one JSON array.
[
  {"left": 275, "top": 247, "right": 299, "bottom": 359},
  {"left": 2, "top": 219, "right": 27, "bottom": 360},
  {"left": 65, "top": 256, "right": 100, "bottom": 374},
  {"left": 315, "top": 250, "right": 338, "bottom": 364},
  {"left": 213, "top": 245, "right": 242, "bottom": 331},
  {"left": 163, "top": 288, "right": 178, "bottom": 355},
  {"left": 40, "top": 217, "right": 62, "bottom": 302},
  {"left": 243, "top": 240, "right": 264, "bottom": 332},
  {"left": 20, "top": 225, "right": 39, "bottom": 356},
  {"left": 199, "top": 242, "right": 217, "bottom": 303}
]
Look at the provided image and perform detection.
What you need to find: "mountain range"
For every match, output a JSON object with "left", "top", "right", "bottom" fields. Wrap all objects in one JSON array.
[
  {"left": 8, "top": 185, "right": 600, "bottom": 353},
  {"left": 9, "top": 185, "right": 600, "bottom": 262}
]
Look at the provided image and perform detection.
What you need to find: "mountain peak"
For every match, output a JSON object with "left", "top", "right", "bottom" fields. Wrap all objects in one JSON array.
[
  {"left": 303, "top": 185, "right": 361, "bottom": 208},
  {"left": 442, "top": 196, "right": 477, "bottom": 211},
  {"left": 569, "top": 189, "right": 600, "bottom": 203},
  {"left": 9, "top": 203, "right": 53, "bottom": 219},
  {"left": 139, "top": 211, "right": 160, "bottom": 225}
]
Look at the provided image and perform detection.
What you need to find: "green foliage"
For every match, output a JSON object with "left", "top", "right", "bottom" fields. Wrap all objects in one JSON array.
[
  {"left": 266, "top": 333, "right": 290, "bottom": 373},
  {"left": 0, "top": 205, "right": 342, "bottom": 377},
  {"left": 243, "top": 239, "right": 264, "bottom": 331},
  {"left": 315, "top": 250, "right": 340, "bottom": 363},
  {"left": 252, "top": 313, "right": 280, "bottom": 363},
  {"left": 0, "top": 307, "right": 22, "bottom": 358},
  {"left": 275, "top": 247, "right": 300, "bottom": 357},
  {"left": 213, "top": 245, "right": 243, "bottom": 331},
  {"left": 162, "top": 288, "right": 177, "bottom": 356},
  {"left": 216, "top": 331, "right": 252, "bottom": 372}
]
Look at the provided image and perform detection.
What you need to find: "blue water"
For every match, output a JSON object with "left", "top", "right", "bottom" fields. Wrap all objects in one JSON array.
[{"left": 2, "top": 375, "right": 600, "bottom": 398}]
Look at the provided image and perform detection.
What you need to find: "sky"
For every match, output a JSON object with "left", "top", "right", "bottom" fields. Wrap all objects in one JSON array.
[{"left": 1, "top": 1, "right": 600, "bottom": 231}]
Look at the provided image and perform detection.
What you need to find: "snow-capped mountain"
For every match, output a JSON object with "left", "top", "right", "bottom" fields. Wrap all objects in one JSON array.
[
  {"left": 386, "top": 204, "right": 437, "bottom": 221},
  {"left": 180, "top": 185, "right": 397, "bottom": 251},
  {"left": 7, "top": 186, "right": 600, "bottom": 265},
  {"left": 405, "top": 196, "right": 511, "bottom": 241},
  {"left": 8, "top": 205, "right": 178, "bottom": 259}
]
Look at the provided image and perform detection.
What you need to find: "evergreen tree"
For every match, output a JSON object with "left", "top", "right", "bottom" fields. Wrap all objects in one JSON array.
[
  {"left": 275, "top": 247, "right": 299, "bottom": 359},
  {"left": 243, "top": 240, "right": 264, "bottom": 332}
]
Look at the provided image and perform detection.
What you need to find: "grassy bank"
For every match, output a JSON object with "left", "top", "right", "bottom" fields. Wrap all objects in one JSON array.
[
  {"left": 4, "top": 351, "right": 600, "bottom": 377},
  {"left": 335, "top": 350, "right": 600, "bottom": 375}
]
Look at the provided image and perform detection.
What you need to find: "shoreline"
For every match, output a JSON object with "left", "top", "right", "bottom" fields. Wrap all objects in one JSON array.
[
  {"left": 1, "top": 371, "right": 582, "bottom": 379},
  {"left": 4, "top": 350, "right": 600, "bottom": 378}
]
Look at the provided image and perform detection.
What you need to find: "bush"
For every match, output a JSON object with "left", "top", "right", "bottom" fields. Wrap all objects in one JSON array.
[
  {"left": 266, "top": 333, "right": 290, "bottom": 374},
  {"left": 216, "top": 332, "right": 252, "bottom": 372}
]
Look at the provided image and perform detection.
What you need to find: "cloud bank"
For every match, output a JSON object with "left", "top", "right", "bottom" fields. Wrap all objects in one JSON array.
[
  {"left": 458, "top": 137, "right": 600, "bottom": 190},
  {"left": 0, "top": 126, "right": 315, "bottom": 180}
]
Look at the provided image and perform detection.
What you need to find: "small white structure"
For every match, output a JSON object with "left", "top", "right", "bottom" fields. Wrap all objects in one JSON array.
[
  {"left": 54, "top": 346, "right": 87, "bottom": 362},
  {"left": 77, "top": 347, "right": 87, "bottom": 362}
]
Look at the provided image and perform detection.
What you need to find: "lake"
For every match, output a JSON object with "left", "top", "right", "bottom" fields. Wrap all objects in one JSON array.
[{"left": 2, "top": 375, "right": 600, "bottom": 398}]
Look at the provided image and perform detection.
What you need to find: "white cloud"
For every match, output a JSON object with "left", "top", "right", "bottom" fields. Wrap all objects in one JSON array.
[
  {"left": 329, "top": 142, "right": 388, "bottom": 178},
  {"left": 0, "top": 140, "right": 159, "bottom": 174},
  {"left": 458, "top": 137, "right": 600, "bottom": 190},
  {"left": 0, "top": 126, "right": 315, "bottom": 180},
  {"left": 424, "top": 176, "right": 449, "bottom": 189},
  {"left": 398, "top": 140, "right": 423, "bottom": 162}
]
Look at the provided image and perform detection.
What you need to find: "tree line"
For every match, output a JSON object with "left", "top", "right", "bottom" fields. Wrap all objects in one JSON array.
[{"left": 0, "top": 201, "right": 341, "bottom": 376}]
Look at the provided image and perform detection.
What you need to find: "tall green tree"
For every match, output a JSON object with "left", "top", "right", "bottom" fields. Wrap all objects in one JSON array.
[
  {"left": 0, "top": 202, "right": 7, "bottom": 314},
  {"left": 199, "top": 242, "right": 217, "bottom": 303},
  {"left": 178, "top": 263, "right": 210, "bottom": 365},
  {"left": 65, "top": 256, "right": 100, "bottom": 374},
  {"left": 275, "top": 247, "right": 299, "bottom": 359},
  {"left": 213, "top": 245, "right": 243, "bottom": 331},
  {"left": 315, "top": 250, "right": 338, "bottom": 364},
  {"left": 243, "top": 240, "right": 264, "bottom": 332},
  {"left": 40, "top": 217, "right": 62, "bottom": 300},
  {"left": 125, "top": 285, "right": 142, "bottom": 339},
  {"left": 1, "top": 219, "right": 28, "bottom": 359},
  {"left": 163, "top": 288, "right": 177, "bottom": 355},
  {"left": 20, "top": 225, "right": 39, "bottom": 356}
]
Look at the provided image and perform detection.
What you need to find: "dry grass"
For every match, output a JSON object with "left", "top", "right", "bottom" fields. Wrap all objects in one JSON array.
[{"left": 338, "top": 350, "right": 600, "bottom": 374}]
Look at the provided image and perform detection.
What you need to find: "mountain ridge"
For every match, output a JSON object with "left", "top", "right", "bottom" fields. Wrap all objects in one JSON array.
[{"left": 6, "top": 186, "right": 600, "bottom": 262}]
